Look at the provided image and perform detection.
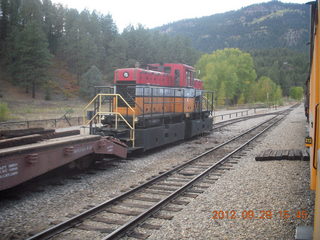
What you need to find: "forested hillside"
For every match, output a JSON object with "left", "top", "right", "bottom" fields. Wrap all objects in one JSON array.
[
  {"left": 250, "top": 48, "right": 308, "bottom": 96},
  {"left": 0, "top": 0, "right": 310, "bottom": 103},
  {"left": 0, "top": 0, "right": 199, "bottom": 99},
  {"left": 156, "top": 1, "right": 310, "bottom": 53}
]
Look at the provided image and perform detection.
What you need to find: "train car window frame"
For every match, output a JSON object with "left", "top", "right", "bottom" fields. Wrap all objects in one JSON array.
[{"left": 175, "top": 69, "right": 180, "bottom": 86}]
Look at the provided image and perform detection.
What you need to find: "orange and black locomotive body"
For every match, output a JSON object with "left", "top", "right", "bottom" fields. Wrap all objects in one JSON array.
[{"left": 85, "top": 63, "right": 214, "bottom": 151}]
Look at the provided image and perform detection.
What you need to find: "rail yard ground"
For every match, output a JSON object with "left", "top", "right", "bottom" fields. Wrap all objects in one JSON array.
[
  {"left": 0, "top": 104, "right": 314, "bottom": 240},
  {"left": 149, "top": 104, "right": 314, "bottom": 240}
]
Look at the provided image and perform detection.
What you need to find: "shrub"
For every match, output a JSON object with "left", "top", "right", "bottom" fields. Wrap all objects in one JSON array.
[{"left": 0, "top": 102, "right": 10, "bottom": 122}]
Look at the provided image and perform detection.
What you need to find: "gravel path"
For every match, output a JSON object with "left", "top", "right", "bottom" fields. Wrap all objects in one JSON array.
[
  {"left": 0, "top": 106, "right": 308, "bottom": 240},
  {"left": 147, "top": 104, "right": 314, "bottom": 240}
]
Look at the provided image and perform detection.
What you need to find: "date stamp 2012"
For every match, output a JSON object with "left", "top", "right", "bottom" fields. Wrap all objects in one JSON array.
[{"left": 211, "top": 210, "right": 308, "bottom": 220}]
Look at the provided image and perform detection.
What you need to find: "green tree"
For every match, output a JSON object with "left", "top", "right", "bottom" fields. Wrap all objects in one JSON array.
[
  {"left": 289, "top": 86, "right": 303, "bottom": 100},
  {"left": 196, "top": 48, "right": 256, "bottom": 105},
  {"left": 273, "top": 86, "right": 283, "bottom": 105},
  {"left": 7, "top": 20, "right": 52, "bottom": 98},
  {"left": 1, "top": 1, "right": 202, "bottom": 99},
  {"left": 79, "top": 65, "right": 103, "bottom": 98},
  {"left": 42, "top": 0, "right": 64, "bottom": 54},
  {"left": 0, "top": 0, "right": 9, "bottom": 41},
  {"left": 217, "top": 81, "right": 226, "bottom": 106},
  {"left": 256, "top": 76, "right": 272, "bottom": 102},
  {"left": 237, "top": 93, "right": 245, "bottom": 105},
  {"left": 255, "top": 76, "right": 282, "bottom": 104},
  {"left": 251, "top": 48, "right": 308, "bottom": 96}
]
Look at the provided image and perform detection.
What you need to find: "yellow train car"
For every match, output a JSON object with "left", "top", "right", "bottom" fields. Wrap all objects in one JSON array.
[{"left": 306, "top": 1, "right": 320, "bottom": 238}]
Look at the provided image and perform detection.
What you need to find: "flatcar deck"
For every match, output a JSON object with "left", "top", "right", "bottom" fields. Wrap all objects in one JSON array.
[
  {"left": 0, "top": 135, "right": 100, "bottom": 157},
  {"left": 0, "top": 133, "right": 127, "bottom": 191}
]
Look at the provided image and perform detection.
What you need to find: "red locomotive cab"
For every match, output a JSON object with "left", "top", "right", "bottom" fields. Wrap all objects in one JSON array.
[{"left": 161, "top": 63, "right": 195, "bottom": 87}]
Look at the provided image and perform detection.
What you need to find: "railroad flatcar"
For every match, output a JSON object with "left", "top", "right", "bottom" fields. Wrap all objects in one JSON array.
[
  {"left": 84, "top": 63, "right": 214, "bottom": 151},
  {"left": 304, "top": 1, "right": 320, "bottom": 238}
]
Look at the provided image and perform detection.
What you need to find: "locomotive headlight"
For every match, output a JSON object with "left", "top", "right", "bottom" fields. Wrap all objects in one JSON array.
[{"left": 123, "top": 72, "right": 129, "bottom": 78}]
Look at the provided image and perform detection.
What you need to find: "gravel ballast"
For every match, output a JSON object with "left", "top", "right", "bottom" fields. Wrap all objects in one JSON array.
[
  {"left": 0, "top": 105, "right": 313, "bottom": 240},
  {"left": 148, "top": 105, "right": 314, "bottom": 240}
]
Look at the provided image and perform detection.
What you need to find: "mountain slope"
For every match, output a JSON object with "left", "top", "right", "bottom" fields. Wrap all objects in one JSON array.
[{"left": 155, "top": 1, "right": 310, "bottom": 53}]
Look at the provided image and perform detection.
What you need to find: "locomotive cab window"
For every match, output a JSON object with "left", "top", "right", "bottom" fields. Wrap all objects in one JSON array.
[
  {"left": 186, "top": 70, "right": 194, "bottom": 87},
  {"left": 164, "top": 67, "right": 171, "bottom": 73}
]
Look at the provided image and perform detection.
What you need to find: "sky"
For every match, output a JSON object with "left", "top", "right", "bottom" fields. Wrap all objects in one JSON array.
[{"left": 51, "top": 0, "right": 308, "bottom": 32}]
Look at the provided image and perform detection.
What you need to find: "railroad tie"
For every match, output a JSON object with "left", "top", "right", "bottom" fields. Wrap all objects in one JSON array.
[
  {"left": 76, "top": 223, "right": 114, "bottom": 233},
  {"left": 143, "top": 189, "right": 172, "bottom": 196},
  {"left": 255, "top": 149, "right": 309, "bottom": 161},
  {"left": 120, "top": 202, "right": 152, "bottom": 209},
  {"left": 129, "top": 195, "right": 162, "bottom": 202},
  {"left": 187, "top": 189, "right": 204, "bottom": 194},
  {"left": 106, "top": 208, "right": 142, "bottom": 216},
  {"left": 149, "top": 185, "right": 177, "bottom": 191},
  {"left": 140, "top": 223, "right": 162, "bottom": 230},
  {"left": 302, "top": 149, "right": 310, "bottom": 161},
  {"left": 91, "top": 217, "right": 127, "bottom": 225},
  {"left": 151, "top": 213, "right": 174, "bottom": 220},
  {"left": 157, "top": 182, "right": 184, "bottom": 187},
  {"left": 162, "top": 206, "right": 183, "bottom": 212},
  {"left": 127, "top": 230, "right": 150, "bottom": 240},
  {"left": 171, "top": 199, "right": 190, "bottom": 205}
]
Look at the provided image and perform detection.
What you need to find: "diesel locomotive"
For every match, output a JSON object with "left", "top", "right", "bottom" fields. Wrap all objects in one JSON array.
[{"left": 84, "top": 63, "right": 214, "bottom": 151}]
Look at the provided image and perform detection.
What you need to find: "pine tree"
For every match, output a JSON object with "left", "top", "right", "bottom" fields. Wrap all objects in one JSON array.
[
  {"left": 8, "top": 21, "right": 52, "bottom": 98},
  {"left": 0, "top": 0, "right": 9, "bottom": 41},
  {"left": 79, "top": 65, "right": 103, "bottom": 98}
]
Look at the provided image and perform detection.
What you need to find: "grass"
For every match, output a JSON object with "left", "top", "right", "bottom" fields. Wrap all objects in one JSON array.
[
  {"left": 0, "top": 102, "right": 10, "bottom": 122},
  {"left": 7, "top": 100, "right": 85, "bottom": 121}
]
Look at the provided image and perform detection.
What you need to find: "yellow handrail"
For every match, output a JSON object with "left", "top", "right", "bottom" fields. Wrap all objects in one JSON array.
[
  {"left": 82, "top": 93, "right": 136, "bottom": 147},
  {"left": 202, "top": 95, "right": 215, "bottom": 111}
]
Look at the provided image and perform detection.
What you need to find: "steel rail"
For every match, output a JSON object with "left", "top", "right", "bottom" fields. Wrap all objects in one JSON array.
[
  {"left": 26, "top": 107, "right": 294, "bottom": 240},
  {"left": 211, "top": 108, "right": 291, "bottom": 131},
  {"left": 103, "top": 109, "right": 288, "bottom": 240}
]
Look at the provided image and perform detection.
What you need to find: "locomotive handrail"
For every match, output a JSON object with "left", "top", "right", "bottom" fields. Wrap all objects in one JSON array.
[
  {"left": 83, "top": 93, "right": 136, "bottom": 147},
  {"left": 85, "top": 111, "right": 134, "bottom": 132},
  {"left": 202, "top": 95, "right": 215, "bottom": 113},
  {"left": 125, "top": 88, "right": 144, "bottom": 113},
  {"left": 83, "top": 94, "right": 136, "bottom": 123}
]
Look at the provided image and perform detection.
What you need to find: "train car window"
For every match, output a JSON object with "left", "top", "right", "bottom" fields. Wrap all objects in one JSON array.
[
  {"left": 186, "top": 71, "right": 191, "bottom": 86},
  {"left": 175, "top": 70, "right": 180, "bottom": 86},
  {"left": 164, "top": 67, "right": 171, "bottom": 73},
  {"left": 191, "top": 72, "right": 194, "bottom": 86}
]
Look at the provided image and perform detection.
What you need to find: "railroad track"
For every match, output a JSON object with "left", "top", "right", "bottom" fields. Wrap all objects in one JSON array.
[
  {"left": 211, "top": 107, "right": 293, "bottom": 131},
  {"left": 26, "top": 106, "right": 295, "bottom": 240},
  {"left": 0, "top": 109, "right": 283, "bottom": 200}
]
